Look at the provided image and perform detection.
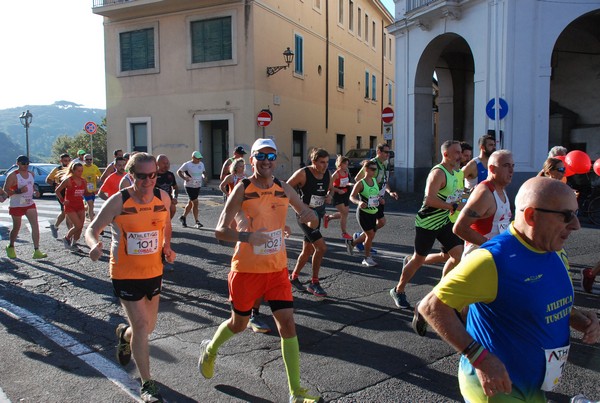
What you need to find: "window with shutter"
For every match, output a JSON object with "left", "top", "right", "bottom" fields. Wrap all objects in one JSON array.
[
  {"left": 191, "top": 16, "right": 232, "bottom": 64},
  {"left": 120, "top": 28, "right": 155, "bottom": 72}
]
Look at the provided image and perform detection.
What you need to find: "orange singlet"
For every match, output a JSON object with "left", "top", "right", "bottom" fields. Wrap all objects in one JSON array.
[
  {"left": 231, "top": 178, "right": 289, "bottom": 273},
  {"left": 109, "top": 188, "right": 169, "bottom": 280}
]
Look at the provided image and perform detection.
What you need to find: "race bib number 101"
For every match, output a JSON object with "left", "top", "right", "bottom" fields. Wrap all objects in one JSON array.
[{"left": 126, "top": 230, "right": 159, "bottom": 255}]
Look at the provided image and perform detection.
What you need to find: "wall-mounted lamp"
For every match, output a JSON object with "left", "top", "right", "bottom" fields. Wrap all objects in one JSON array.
[{"left": 266, "top": 47, "right": 294, "bottom": 77}]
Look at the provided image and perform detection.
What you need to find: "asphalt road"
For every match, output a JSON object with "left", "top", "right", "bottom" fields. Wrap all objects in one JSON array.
[{"left": 0, "top": 190, "right": 599, "bottom": 402}]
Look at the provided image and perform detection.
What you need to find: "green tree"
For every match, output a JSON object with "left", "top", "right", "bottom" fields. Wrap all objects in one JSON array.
[{"left": 50, "top": 118, "right": 108, "bottom": 167}]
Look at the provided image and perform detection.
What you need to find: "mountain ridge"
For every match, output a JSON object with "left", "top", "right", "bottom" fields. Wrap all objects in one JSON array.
[{"left": 0, "top": 100, "right": 106, "bottom": 167}]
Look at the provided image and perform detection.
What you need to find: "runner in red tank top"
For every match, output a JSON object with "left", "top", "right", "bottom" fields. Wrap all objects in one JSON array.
[{"left": 55, "top": 161, "right": 87, "bottom": 251}]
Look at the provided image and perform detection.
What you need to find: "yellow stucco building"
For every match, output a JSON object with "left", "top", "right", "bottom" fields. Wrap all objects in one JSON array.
[{"left": 93, "top": 0, "right": 395, "bottom": 178}]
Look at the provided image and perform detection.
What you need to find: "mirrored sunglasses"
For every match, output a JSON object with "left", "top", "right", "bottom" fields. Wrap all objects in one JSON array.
[{"left": 253, "top": 152, "right": 277, "bottom": 161}]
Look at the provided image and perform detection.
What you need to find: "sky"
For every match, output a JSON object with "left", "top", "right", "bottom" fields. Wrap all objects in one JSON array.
[{"left": 0, "top": 0, "right": 394, "bottom": 111}]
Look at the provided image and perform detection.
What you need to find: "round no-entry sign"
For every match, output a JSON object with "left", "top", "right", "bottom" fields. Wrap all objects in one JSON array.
[
  {"left": 257, "top": 110, "right": 273, "bottom": 127},
  {"left": 382, "top": 107, "right": 394, "bottom": 123},
  {"left": 84, "top": 121, "right": 98, "bottom": 135}
]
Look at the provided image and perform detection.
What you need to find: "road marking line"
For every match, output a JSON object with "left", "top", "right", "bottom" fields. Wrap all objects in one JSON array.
[
  {"left": 0, "top": 298, "right": 142, "bottom": 402},
  {"left": 0, "top": 386, "right": 10, "bottom": 403}
]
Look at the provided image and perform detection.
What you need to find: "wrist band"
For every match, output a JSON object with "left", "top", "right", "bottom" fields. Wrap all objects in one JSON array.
[
  {"left": 472, "top": 349, "right": 489, "bottom": 369},
  {"left": 461, "top": 340, "right": 478, "bottom": 356},
  {"left": 467, "top": 345, "right": 485, "bottom": 364},
  {"left": 239, "top": 232, "right": 251, "bottom": 243}
]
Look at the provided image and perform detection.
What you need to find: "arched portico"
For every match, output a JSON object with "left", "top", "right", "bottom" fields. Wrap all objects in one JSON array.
[
  {"left": 410, "top": 33, "right": 475, "bottom": 191},
  {"left": 549, "top": 10, "right": 600, "bottom": 162}
]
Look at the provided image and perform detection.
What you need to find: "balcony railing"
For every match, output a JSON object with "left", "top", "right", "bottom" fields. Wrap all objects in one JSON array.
[
  {"left": 92, "top": 0, "right": 134, "bottom": 8},
  {"left": 406, "top": 0, "right": 439, "bottom": 13}
]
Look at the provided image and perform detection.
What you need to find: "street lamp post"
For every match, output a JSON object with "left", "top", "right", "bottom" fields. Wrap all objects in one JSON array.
[{"left": 19, "top": 110, "right": 33, "bottom": 160}]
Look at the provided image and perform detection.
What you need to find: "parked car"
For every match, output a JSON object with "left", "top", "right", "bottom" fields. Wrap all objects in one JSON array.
[
  {"left": 345, "top": 148, "right": 394, "bottom": 177},
  {"left": 0, "top": 163, "right": 58, "bottom": 198}
]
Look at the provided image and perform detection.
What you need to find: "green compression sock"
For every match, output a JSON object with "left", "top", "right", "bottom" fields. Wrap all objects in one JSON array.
[
  {"left": 208, "top": 321, "right": 235, "bottom": 355},
  {"left": 281, "top": 336, "right": 301, "bottom": 394}
]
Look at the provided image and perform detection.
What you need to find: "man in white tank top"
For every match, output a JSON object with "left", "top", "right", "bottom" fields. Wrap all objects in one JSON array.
[
  {"left": 3, "top": 155, "right": 47, "bottom": 259},
  {"left": 454, "top": 150, "right": 514, "bottom": 257}
]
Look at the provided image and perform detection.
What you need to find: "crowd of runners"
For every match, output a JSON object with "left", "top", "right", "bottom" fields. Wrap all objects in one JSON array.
[{"left": 1, "top": 135, "right": 599, "bottom": 403}]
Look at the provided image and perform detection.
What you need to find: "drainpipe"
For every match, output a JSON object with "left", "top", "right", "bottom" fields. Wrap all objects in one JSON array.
[
  {"left": 381, "top": 18, "right": 385, "bottom": 140},
  {"left": 325, "top": 0, "right": 330, "bottom": 130}
]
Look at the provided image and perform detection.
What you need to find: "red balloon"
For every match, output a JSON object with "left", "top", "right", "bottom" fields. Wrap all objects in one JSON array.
[
  {"left": 594, "top": 159, "right": 600, "bottom": 177},
  {"left": 565, "top": 150, "right": 591, "bottom": 174}
]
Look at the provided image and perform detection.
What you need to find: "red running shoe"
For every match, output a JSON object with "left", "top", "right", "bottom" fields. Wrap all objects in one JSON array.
[
  {"left": 342, "top": 232, "right": 353, "bottom": 240},
  {"left": 323, "top": 215, "right": 330, "bottom": 229}
]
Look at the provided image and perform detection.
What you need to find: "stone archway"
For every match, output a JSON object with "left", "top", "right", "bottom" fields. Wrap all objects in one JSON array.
[
  {"left": 549, "top": 10, "right": 600, "bottom": 161},
  {"left": 412, "top": 33, "right": 474, "bottom": 190}
]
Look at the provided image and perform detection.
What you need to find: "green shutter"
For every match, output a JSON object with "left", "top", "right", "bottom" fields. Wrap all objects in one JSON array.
[
  {"left": 192, "top": 16, "right": 232, "bottom": 64},
  {"left": 120, "top": 28, "right": 154, "bottom": 72}
]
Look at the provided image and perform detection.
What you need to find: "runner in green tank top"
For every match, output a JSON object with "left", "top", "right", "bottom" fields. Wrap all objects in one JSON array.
[
  {"left": 345, "top": 160, "right": 382, "bottom": 267},
  {"left": 390, "top": 140, "right": 466, "bottom": 318}
]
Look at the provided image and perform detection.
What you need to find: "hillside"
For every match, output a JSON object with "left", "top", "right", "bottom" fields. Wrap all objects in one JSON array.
[{"left": 0, "top": 101, "right": 105, "bottom": 167}]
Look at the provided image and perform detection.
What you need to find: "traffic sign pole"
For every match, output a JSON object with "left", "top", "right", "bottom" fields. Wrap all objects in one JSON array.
[{"left": 84, "top": 121, "right": 98, "bottom": 161}]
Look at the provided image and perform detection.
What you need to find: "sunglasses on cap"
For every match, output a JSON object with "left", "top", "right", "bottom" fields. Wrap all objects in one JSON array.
[
  {"left": 133, "top": 172, "right": 157, "bottom": 180},
  {"left": 253, "top": 152, "right": 277, "bottom": 161},
  {"left": 529, "top": 207, "right": 578, "bottom": 223}
]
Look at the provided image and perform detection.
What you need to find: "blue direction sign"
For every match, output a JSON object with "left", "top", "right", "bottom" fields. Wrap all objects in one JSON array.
[{"left": 486, "top": 98, "right": 508, "bottom": 120}]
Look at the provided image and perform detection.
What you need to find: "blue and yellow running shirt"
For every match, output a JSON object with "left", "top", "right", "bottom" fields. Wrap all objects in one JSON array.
[{"left": 434, "top": 223, "right": 573, "bottom": 400}]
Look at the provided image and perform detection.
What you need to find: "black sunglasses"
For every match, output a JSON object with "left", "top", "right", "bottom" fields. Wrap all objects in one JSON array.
[
  {"left": 134, "top": 172, "right": 157, "bottom": 180},
  {"left": 367, "top": 166, "right": 377, "bottom": 171},
  {"left": 553, "top": 167, "right": 566, "bottom": 173},
  {"left": 532, "top": 207, "right": 578, "bottom": 223},
  {"left": 19, "top": 162, "right": 30, "bottom": 165},
  {"left": 253, "top": 152, "right": 277, "bottom": 161}
]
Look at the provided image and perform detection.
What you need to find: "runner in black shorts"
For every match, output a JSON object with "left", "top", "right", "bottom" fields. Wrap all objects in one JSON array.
[
  {"left": 287, "top": 148, "right": 332, "bottom": 298},
  {"left": 346, "top": 160, "right": 382, "bottom": 267},
  {"left": 112, "top": 276, "right": 163, "bottom": 301}
]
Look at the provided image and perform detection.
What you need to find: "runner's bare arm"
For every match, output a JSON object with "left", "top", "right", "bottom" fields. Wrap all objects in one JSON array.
[
  {"left": 159, "top": 189, "right": 175, "bottom": 263},
  {"left": 349, "top": 181, "right": 366, "bottom": 208},
  {"left": 85, "top": 192, "right": 124, "bottom": 261},
  {"left": 219, "top": 174, "right": 232, "bottom": 194},
  {"left": 286, "top": 168, "right": 306, "bottom": 190},
  {"left": 215, "top": 181, "right": 271, "bottom": 245},
  {"left": 283, "top": 181, "right": 317, "bottom": 226},
  {"left": 453, "top": 184, "right": 495, "bottom": 245},
  {"left": 569, "top": 307, "right": 600, "bottom": 344},
  {"left": 462, "top": 159, "right": 477, "bottom": 180},
  {"left": 419, "top": 292, "right": 512, "bottom": 397},
  {"left": 423, "top": 169, "right": 452, "bottom": 210}
]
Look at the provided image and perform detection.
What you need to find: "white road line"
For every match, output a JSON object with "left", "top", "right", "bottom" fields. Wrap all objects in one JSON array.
[
  {"left": 0, "top": 298, "right": 142, "bottom": 402},
  {"left": 0, "top": 387, "right": 10, "bottom": 403}
]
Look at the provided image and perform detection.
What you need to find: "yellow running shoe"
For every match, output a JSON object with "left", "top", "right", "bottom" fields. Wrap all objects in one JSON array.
[
  {"left": 197, "top": 339, "right": 216, "bottom": 379},
  {"left": 6, "top": 246, "right": 16, "bottom": 259},
  {"left": 32, "top": 250, "right": 47, "bottom": 260},
  {"left": 290, "top": 388, "right": 324, "bottom": 403}
]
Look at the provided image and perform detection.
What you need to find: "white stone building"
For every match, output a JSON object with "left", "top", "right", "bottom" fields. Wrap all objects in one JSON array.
[{"left": 389, "top": 0, "right": 600, "bottom": 193}]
